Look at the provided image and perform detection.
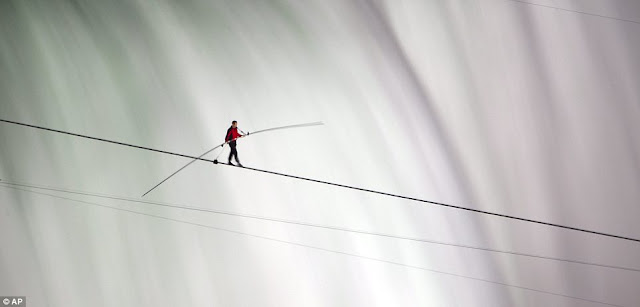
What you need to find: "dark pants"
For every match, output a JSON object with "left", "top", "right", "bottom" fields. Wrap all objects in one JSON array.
[{"left": 228, "top": 141, "right": 240, "bottom": 163}]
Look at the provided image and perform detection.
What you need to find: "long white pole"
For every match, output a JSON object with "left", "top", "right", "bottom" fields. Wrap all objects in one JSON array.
[{"left": 141, "top": 122, "right": 323, "bottom": 197}]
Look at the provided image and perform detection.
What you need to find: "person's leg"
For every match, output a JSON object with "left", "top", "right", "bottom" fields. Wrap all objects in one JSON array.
[
  {"left": 228, "top": 143, "right": 236, "bottom": 164},
  {"left": 229, "top": 142, "right": 241, "bottom": 166}
]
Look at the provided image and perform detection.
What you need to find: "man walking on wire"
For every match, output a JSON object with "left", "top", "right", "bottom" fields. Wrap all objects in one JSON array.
[{"left": 225, "top": 120, "right": 245, "bottom": 167}]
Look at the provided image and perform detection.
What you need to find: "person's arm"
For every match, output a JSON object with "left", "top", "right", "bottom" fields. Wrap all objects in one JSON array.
[{"left": 223, "top": 128, "right": 232, "bottom": 146}]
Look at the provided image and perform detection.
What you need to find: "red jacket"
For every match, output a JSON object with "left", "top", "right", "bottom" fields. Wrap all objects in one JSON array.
[{"left": 225, "top": 127, "right": 242, "bottom": 142}]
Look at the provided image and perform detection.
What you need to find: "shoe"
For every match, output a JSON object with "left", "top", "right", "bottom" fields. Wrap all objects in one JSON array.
[
  {"left": 228, "top": 161, "right": 234, "bottom": 166},
  {"left": 237, "top": 163, "right": 244, "bottom": 167}
]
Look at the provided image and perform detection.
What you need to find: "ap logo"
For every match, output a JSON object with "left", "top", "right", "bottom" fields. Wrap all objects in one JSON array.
[{"left": 0, "top": 297, "right": 24, "bottom": 306}]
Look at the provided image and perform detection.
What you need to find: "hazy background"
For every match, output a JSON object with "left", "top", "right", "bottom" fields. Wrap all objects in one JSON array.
[{"left": 1, "top": 0, "right": 639, "bottom": 306}]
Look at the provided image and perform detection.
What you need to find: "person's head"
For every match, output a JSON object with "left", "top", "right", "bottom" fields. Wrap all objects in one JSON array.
[{"left": 231, "top": 120, "right": 237, "bottom": 128}]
